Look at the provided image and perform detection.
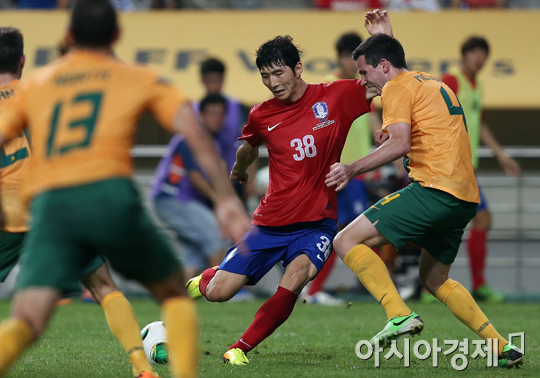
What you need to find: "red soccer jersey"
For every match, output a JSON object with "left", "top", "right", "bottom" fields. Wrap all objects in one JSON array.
[{"left": 241, "top": 80, "right": 371, "bottom": 226}]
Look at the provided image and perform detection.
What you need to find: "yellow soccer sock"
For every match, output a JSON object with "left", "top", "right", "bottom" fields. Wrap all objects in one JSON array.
[
  {"left": 0, "top": 318, "right": 34, "bottom": 376},
  {"left": 344, "top": 244, "right": 411, "bottom": 319},
  {"left": 435, "top": 279, "right": 507, "bottom": 355},
  {"left": 101, "top": 291, "right": 154, "bottom": 376},
  {"left": 162, "top": 297, "right": 199, "bottom": 378}
]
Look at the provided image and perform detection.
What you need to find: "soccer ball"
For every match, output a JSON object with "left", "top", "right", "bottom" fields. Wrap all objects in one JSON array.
[{"left": 140, "top": 321, "right": 169, "bottom": 364}]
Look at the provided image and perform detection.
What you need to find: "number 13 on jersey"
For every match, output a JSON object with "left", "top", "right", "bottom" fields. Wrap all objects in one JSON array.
[
  {"left": 47, "top": 91, "right": 103, "bottom": 157},
  {"left": 291, "top": 134, "right": 317, "bottom": 161}
]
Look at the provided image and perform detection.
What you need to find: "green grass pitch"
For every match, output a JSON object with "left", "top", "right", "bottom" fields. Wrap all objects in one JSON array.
[{"left": 1, "top": 299, "right": 537, "bottom": 377}]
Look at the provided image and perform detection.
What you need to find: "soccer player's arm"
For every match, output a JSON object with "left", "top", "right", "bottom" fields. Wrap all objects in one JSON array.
[
  {"left": 480, "top": 120, "right": 520, "bottom": 176},
  {"left": 0, "top": 87, "right": 28, "bottom": 228},
  {"left": 231, "top": 109, "right": 262, "bottom": 185},
  {"left": 147, "top": 75, "right": 250, "bottom": 241},
  {"left": 326, "top": 81, "right": 412, "bottom": 191}
]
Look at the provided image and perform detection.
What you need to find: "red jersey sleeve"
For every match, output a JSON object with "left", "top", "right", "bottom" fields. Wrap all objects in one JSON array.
[
  {"left": 440, "top": 73, "right": 459, "bottom": 94},
  {"left": 238, "top": 105, "right": 264, "bottom": 147},
  {"left": 335, "top": 80, "right": 371, "bottom": 122}
]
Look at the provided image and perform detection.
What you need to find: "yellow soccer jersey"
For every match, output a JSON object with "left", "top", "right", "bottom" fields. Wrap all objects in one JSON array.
[
  {"left": 0, "top": 80, "right": 30, "bottom": 232},
  {"left": 381, "top": 71, "right": 480, "bottom": 204},
  {"left": 0, "top": 50, "right": 187, "bottom": 204}
]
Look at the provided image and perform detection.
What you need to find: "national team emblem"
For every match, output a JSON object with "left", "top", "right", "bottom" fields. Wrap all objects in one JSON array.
[{"left": 312, "top": 102, "right": 329, "bottom": 120}]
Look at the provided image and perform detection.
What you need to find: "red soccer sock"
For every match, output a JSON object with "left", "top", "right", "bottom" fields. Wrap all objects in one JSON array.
[
  {"left": 199, "top": 268, "right": 217, "bottom": 298},
  {"left": 308, "top": 251, "right": 336, "bottom": 295},
  {"left": 467, "top": 229, "right": 487, "bottom": 291},
  {"left": 230, "top": 286, "right": 298, "bottom": 354}
]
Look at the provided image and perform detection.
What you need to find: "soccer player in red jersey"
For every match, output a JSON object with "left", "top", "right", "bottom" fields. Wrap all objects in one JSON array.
[{"left": 186, "top": 11, "right": 419, "bottom": 365}]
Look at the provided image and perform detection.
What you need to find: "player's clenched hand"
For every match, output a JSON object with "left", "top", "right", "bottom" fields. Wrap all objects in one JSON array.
[
  {"left": 374, "top": 130, "right": 389, "bottom": 147},
  {"left": 230, "top": 164, "right": 249, "bottom": 185},
  {"left": 365, "top": 9, "right": 393, "bottom": 37},
  {"left": 325, "top": 162, "right": 353, "bottom": 192},
  {"left": 214, "top": 197, "right": 251, "bottom": 243},
  {"left": 366, "top": 86, "right": 378, "bottom": 100}
]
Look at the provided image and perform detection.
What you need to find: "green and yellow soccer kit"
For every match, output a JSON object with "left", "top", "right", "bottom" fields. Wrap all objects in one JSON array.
[
  {"left": 0, "top": 50, "right": 187, "bottom": 291},
  {"left": 365, "top": 71, "right": 480, "bottom": 263}
]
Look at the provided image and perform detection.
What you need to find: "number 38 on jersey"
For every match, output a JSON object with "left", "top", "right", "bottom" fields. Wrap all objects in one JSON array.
[{"left": 290, "top": 134, "right": 317, "bottom": 161}]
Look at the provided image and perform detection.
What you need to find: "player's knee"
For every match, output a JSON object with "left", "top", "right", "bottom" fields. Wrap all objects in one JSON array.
[
  {"left": 332, "top": 231, "right": 352, "bottom": 259},
  {"left": 204, "top": 283, "right": 235, "bottom": 302}
]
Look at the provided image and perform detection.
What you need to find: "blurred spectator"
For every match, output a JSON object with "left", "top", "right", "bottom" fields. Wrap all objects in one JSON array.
[
  {"left": 110, "top": 0, "right": 136, "bottom": 10},
  {"left": 385, "top": 0, "right": 440, "bottom": 11},
  {"left": 451, "top": 0, "right": 507, "bottom": 8},
  {"left": 151, "top": 0, "right": 177, "bottom": 8},
  {"left": 151, "top": 94, "right": 229, "bottom": 279},
  {"left": 192, "top": 57, "right": 252, "bottom": 205},
  {"left": 17, "top": 0, "right": 68, "bottom": 8}
]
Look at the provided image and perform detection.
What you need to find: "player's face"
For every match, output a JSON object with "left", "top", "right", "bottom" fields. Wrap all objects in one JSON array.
[
  {"left": 356, "top": 55, "right": 386, "bottom": 96},
  {"left": 260, "top": 62, "right": 302, "bottom": 103},
  {"left": 462, "top": 48, "right": 488, "bottom": 76},
  {"left": 338, "top": 53, "right": 358, "bottom": 79},
  {"left": 202, "top": 72, "right": 224, "bottom": 95},
  {"left": 200, "top": 103, "right": 226, "bottom": 134}
]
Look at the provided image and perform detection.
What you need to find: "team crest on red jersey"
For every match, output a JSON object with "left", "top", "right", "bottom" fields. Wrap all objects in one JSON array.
[
  {"left": 312, "top": 101, "right": 335, "bottom": 131},
  {"left": 312, "top": 102, "right": 329, "bottom": 120}
]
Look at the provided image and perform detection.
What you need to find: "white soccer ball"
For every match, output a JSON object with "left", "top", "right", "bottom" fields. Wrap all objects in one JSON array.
[{"left": 140, "top": 321, "right": 169, "bottom": 364}]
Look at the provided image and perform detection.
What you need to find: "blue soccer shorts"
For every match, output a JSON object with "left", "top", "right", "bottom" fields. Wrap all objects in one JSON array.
[
  {"left": 218, "top": 218, "right": 337, "bottom": 285},
  {"left": 477, "top": 183, "right": 489, "bottom": 212}
]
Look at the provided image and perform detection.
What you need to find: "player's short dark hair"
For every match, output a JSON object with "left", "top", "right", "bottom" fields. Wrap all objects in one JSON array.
[
  {"left": 336, "top": 32, "right": 363, "bottom": 56},
  {"left": 199, "top": 94, "right": 227, "bottom": 113},
  {"left": 461, "top": 36, "right": 489, "bottom": 57},
  {"left": 353, "top": 34, "right": 407, "bottom": 70},
  {"left": 0, "top": 28, "right": 23, "bottom": 75},
  {"left": 255, "top": 35, "right": 301, "bottom": 72},
  {"left": 200, "top": 58, "right": 226, "bottom": 76},
  {"left": 71, "top": 0, "right": 118, "bottom": 48}
]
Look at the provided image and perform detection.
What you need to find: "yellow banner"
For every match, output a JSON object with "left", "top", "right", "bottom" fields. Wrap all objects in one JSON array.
[{"left": 1, "top": 10, "right": 538, "bottom": 108}]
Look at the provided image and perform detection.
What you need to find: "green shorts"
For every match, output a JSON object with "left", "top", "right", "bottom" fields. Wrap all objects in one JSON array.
[
  {"left": 0, "top": 231, "right": 103, "bottom": 294},
  {"left": 16, "top": 178, "right": 181, "bottom": 292},
  {"left": 364, "top": 182, "right": 478, "bottom": 264},
  {"left": 0, "top": 231, "right": 25, "bottom": 282}
]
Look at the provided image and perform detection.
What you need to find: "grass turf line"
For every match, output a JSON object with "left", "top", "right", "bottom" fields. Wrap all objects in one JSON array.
[{"left": 0, "top": 300, "right": 536, "bottom": 377}]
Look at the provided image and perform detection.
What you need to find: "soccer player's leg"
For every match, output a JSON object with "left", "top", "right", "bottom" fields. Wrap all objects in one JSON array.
[
  {"left": 224, "top": 222, "right": 329, "bottom": 364},
  {"left": 333, "top": 186, "right": 426, "bottom": 347},
  {"left": 108, "top": 227, "right": 198, "bottom": 378},
  {"left": 420, "top": 249, "right": 522, "bottom": 367},
  {"left": 0, "top": 288, "right": 58, "bottom": 376},
  {"left": 0, "top": 188, "right": 89, "bottom": 376},
  {"left": 418, "top": 190, "right": 522, "bottom": 368},
  {"left": 189, "top": 225, "right": 278, "bottom": 303},
  {"left": 80, "top": 260, "right": 156, "bottom": 378}
]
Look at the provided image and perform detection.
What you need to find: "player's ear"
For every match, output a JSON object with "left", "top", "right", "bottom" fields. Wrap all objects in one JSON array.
[
  {"left": 19, "top": 55, "right": 25, "bottom": 72},
  {"left": 295, "top": 61, "right": 303, "bottom": 78},
  {"left": 380, "top": 59, "right": 389, "bottom": 73},
  {"left": 112, "top": 26, "right": 121, "bottom": 44}
]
